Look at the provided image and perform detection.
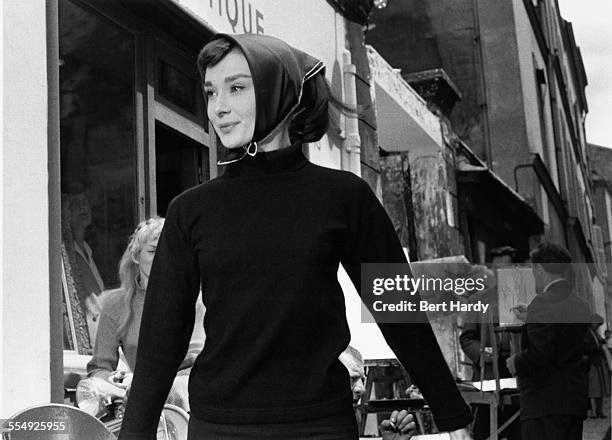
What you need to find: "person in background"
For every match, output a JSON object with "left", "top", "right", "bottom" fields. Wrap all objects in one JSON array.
[
  {"left": 87, "top": 217, "right": 205, "bottom": 412},
  {"left": 584, "top": 314, "right": 610, "bottom": 418},
  {"left": 604, "top": 330, "right": 612, "bottom": 350},
  {"left": 460, "top": 246, "right": 519, "bottom": 440},
  {"left": 460, "top": 246, "right": 516, "bottom": 381},
  {"left": 339, "top": 345, "right": 366, "bottom": 405},
  {"left": 339, "top": 345, "right": 416, "bottom": 439},
  {"left": 603, "top": 330, "right": 612, "bottom": 371},
  {"left": 506, "top": 242, "right": 590, "bottom": 440},
  {"left": 62, "top": 181, "right": 105, "bottom": 344}
]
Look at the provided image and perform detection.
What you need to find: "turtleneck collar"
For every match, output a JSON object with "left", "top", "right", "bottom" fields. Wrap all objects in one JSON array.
[{"left": 221, "top": 142, "right": 307, "bottom": 177}]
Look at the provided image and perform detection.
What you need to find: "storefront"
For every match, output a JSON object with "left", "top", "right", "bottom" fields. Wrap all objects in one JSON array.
[{"left": 2, "top": 0, "right": 362, "bottom": 417}]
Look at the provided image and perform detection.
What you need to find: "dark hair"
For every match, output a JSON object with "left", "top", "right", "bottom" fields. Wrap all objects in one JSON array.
[
  {"left": 196, "top": 37, "right": 354, "bottom": 145},
  {"left": 489, "top": 245, "right": 517, "bottom": 259},
  {"left": 529, "top": 241, "right": 572, "bottom": 276},
  {"left": 197, "top": 38, "right": 234, "bottom": 75}
]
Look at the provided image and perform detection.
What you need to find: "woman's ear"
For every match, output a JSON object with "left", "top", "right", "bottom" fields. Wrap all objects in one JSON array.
[{"left": 131, "top": 252, "right": 140, "bottom": 265}]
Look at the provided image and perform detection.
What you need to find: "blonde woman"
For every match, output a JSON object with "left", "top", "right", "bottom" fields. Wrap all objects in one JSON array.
[{"left": 87, "top": 217, "right": 205, "bottom": 411}]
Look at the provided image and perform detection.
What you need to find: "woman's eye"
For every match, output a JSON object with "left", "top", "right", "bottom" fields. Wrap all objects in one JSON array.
[
  {"left": 204, "top": 89, "right": 215, "bottom": 97},
  {"left": 231, "top": 84, "right": 244, "bottom": 93}
]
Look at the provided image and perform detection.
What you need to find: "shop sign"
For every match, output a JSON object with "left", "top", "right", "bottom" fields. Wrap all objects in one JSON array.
[
  {"left": 207, "top": 0, "right": 264, "bottom": 34},
  {"left": 174, "top": 0, "right": 265, "bottom": 35}
]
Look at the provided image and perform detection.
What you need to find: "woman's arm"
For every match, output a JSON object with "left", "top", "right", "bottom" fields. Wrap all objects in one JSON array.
[
  {"left": 118, "top": 198, "right": 200, "bottom": 440},
  {"left": 340, "top": 179, "right": 472, "bottom": 433},
  {"left": 86, "top": 301, "right": 121, "bottom": 381},
  {"left": 179, "top": 293, "right": 206, "bottom": 370}
]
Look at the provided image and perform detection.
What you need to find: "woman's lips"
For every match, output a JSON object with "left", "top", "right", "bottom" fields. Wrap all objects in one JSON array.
[{"left": 217, "top": 122, "right": 239, "bottom": 134}]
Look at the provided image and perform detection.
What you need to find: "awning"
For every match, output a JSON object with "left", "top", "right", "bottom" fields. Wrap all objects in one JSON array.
[
  {"left": 367, "top": 46, "right": 443, "bottom": 155},
  {"left": 457, "top": 164, "right": 544, "bottom": 238}
]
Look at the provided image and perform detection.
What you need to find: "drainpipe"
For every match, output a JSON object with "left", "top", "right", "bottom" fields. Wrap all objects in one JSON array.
[
  {"left": 343, "top": 50, "right": 361, "bottom": 174},
  {"left": 472, "top": 0, "right": 494, "bottom": 168}
]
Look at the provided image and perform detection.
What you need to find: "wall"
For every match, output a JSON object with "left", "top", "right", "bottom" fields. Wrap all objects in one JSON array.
[
  {"left": 1, "top": 0, "right": 52, "bottom": 416},
  {"left": 511, "top": 0, "right": 558, "bottom": 187},
  {"left": 367, "top": 0, "right": 488, "bottom": 159},
  {"left": 472, "top": 0, "right": 531, "bottom": 203}
]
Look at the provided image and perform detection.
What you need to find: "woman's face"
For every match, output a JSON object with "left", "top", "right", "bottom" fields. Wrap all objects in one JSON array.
[
  {"left": 204, "top": 48, "right": 256, "bottom": 149},
  {"left": 136, "top": 234, "right": 159, "bottom": 289},
  {"left": 69, "top": 193, "right": 92, "bottom": 231}
]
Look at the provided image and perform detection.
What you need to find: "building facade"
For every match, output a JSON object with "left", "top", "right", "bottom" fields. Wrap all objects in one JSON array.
[
  {"left": 589, "top": 143, "right": 612, "bottom": 329},
  {"left": 367, "top": 0, "right": 599, "bottom": 304}
]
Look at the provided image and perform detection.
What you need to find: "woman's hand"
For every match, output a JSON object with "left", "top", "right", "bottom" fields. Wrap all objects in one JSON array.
[
  {"left": 379, "top": 410, "right": 415, "bottom": 440},
  {"left": 448, "top": 427, "right": 473, "bottom": 440},
  {"left": 108, "top": 370, "right": 133, "bottom": 390}
]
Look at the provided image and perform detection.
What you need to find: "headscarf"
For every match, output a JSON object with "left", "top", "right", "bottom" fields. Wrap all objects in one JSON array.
[{"left": 203, "top": 33, "right": 325, "bottom": 146}]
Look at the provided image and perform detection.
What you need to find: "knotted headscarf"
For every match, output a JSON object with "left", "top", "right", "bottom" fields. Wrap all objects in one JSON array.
[{"left": 201, "top": 33, "right": 325, "bottom": 146}]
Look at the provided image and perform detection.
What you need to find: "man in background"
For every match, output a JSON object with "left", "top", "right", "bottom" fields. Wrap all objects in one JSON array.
[
  {"left": 506, "top": 242, "right": 590, "bottom": 440},
  {"left": 339, "top": 345, "right": 366, "bottom": 404}
]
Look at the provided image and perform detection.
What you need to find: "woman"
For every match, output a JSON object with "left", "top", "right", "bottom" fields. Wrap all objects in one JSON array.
[
  {"left": 87, "top": 217, "right": 205, "bottom": 412},
  {"left": 585, "top": 314, "right": 610, "bottom": 418},
  {"left": 118, "top": 34, "right": 472, "bottom": 439}
]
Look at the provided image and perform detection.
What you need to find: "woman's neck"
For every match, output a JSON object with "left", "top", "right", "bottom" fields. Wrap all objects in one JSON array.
[
  {"left": 72, "top": 226, "right": 86, "bottom": 247},
  {"left": 136, "top": 273, "right": 148, "bottom": 292}
]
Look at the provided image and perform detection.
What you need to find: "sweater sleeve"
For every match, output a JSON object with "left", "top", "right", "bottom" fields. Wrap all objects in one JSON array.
[
  {"left": 118, "top": 198, "right": 201, "bottom": 440},
  {"left": 340, "top": 179, "right": 472, "bottom": 432},
  {"left": 87, "top": 305, "right": 121, "bottom": 380}
]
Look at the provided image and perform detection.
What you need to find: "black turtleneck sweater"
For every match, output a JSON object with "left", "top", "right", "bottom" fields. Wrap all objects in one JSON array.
[{"left": 118, "top": 143, "right": 471, "bottom": 439}]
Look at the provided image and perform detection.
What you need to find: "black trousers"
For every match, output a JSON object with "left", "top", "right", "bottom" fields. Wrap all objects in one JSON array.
[
  {"left": 521, "top": 415, "right": 583, "bottom": 440},
  {"left": 187, "top": 412, "right": 358, "bottom": 440},
  {"left": 471, "top": 404, "right": 521, "bottom": 440}
]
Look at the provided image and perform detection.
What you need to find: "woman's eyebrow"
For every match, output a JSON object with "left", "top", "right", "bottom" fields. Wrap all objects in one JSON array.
[
  {"left": 224, "top": 73, "right": 252, "bottom": 83},
  {"left": 203, "top": 74, "right": 251, "bottom": 87}
]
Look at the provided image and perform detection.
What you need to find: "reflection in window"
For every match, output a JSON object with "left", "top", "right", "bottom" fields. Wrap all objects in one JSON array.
[{"left": 59, "top": 0, "right": 136, "bottom": 350}]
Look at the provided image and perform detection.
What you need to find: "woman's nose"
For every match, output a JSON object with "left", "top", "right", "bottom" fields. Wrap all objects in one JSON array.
[{"left": 213, "top": 93, "right": 230, "bottom": 116}]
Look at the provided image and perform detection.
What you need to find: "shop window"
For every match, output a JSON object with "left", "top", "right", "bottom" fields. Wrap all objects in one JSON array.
[
  {"left": 59, "top": 0, "right": 137, "bottom": 352},
  {"left": 158, "top": 61, "right": 197, "bottom": 115},
  {"left": 58, "top": 0, "right": 211, "bottom": 355}
]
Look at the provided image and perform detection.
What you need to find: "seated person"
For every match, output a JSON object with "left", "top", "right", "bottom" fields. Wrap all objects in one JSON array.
[
  {"left": 87, "top": 217, "right": 205, "bottom": 412},
  {"left": 62, "top": 183, "right": 105, "bottom": 344},
  {"left": 339, "top": 346, "right": 416, "bottom": 439},
  {"left": 339, "top": 345, "right": 366, "bottom": 404}
]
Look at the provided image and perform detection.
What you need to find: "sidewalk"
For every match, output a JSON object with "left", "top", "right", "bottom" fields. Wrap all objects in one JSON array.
[{"left": 583, "top": 397, "right": 611, "bottom": 440}]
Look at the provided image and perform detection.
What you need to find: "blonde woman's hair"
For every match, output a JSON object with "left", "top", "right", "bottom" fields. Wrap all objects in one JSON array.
[{"left": 116, "top": 216, "right": 164, "bottom": 336}]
